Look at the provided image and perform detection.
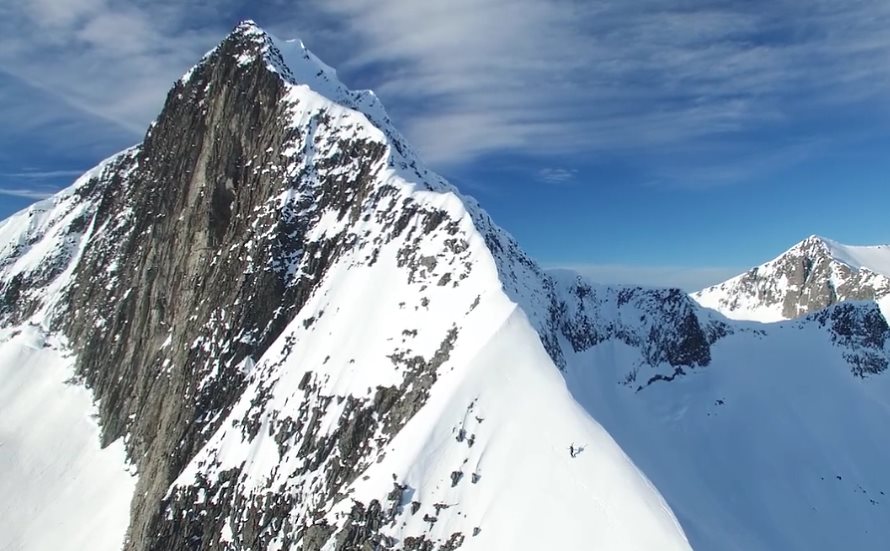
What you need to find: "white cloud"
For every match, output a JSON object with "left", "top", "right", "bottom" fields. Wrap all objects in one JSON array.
[
  {"left": 537, "top": 168, "right": 578, "bottom": 184},
  {"left": 2, "top": 0, "right": 890, "bottom": 185},
  {"left": 24, "top": 0, "right": 105, "bottom": 29},
  {"left": 0, "top": 187, "right": 61, "bottom": 200},
  {"left": 3, "top": 170, "right": 85, "bottom": 180},
  {"left": 310, "top": 0, "right": 890, "bottom": 168},
  {"left": 0, "top": 0, "right": 222, "bottom": 138}
]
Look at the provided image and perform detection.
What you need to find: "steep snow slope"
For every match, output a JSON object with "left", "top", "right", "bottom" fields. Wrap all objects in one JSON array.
[
  {"left": 693, "top": 235, "right": 890, "bottom": 322},
  {"left": 821, "top": 237, "right": 890, "bottom": 277},
  {"left": 555, "top": 283, "right": 890, "bottom": 550},
  {"left": 170, "top": 264, "right": 689, "bottom": 550},
  {"left": 0, "top": 325, "right": 136, "bottom": 551}
]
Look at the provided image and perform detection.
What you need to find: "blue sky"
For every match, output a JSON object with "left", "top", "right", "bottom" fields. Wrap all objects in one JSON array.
[{"left": 2, "top": 0, "right": 889, "bottom": 289}]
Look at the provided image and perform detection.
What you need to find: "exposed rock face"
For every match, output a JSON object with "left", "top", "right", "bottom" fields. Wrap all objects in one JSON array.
[
  {"left": 805, "top": 302, "right": 890, "bottom": 377},
  {"left": 61, "top": 29, "right": 321, "bottom": 546},
  {"left": 549, "top": 276, "right": 732, "bottom": 388},
  {"left": 694, "top": 236, "right": 890, "bottom": 321}
]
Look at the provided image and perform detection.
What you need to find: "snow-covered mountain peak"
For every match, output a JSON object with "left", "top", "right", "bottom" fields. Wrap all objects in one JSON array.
[
  {"left": 693, "top": 235, "right": 890, "bottom": 322},
  {"left": 791, "top": 234, "right": 831, "bottom": 252},
  {"left": 778, "top": 235, "right": 840, "bottom": 265},
  {"left": 178, "top": 20, "right": 445, "bottom": 194},
  {"left": 777, "top": 234, "right": 890, "bottom": 278},
  {"left": 182, "top": 20, "right": 383, "bottom": 122},
  {"left": 0, "top": 24, "right": 696, "bottom": 550}
]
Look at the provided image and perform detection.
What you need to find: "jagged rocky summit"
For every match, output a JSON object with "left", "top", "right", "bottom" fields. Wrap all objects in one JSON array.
[
  {"left": 693, "top": 235, "right": 890, "bottom": 322},
  {"left": 2, "top": 21, "right": 890, "bottom": 551}
]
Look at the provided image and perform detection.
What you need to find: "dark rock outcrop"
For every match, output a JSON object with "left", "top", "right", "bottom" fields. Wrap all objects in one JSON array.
[
  {"left": 548, "top": 276, "right": 731, "bottom": 387},
  {"left": 806, "top": 301, "right": 890, "bottom": 377}
]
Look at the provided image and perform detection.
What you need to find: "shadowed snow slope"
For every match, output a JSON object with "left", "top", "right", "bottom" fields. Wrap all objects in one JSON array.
[
  {"left": 0, "top": 326, "right": 135, "bottom": 551},
  {"left": 1, "top": 20, "right": 889, "bottom": 551}
]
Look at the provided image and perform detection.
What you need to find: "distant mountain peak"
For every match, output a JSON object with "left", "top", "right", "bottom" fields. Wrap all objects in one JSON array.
[
  {"left": 781, "top": 234, "right": 834, "bottom": 257},
  {"left": 693, "top": 235, "right": 890, "bottom": 322},
  {"left": 232, "top": 18, "right": 263, "bottom": 34},
  {"left": 782, "top": 235, "right": 890, "bottom": 276}
]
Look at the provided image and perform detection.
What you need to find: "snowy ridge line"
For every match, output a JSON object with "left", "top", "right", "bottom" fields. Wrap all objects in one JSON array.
[
  {"left": 174, "top": 19, "right": 580, "bottom": 367},
  {"left": 164, "top": 24, "right": 696, "bottom": 545},
  {"left": 817, "top": 236, "right": 890, "bottom": 278}
]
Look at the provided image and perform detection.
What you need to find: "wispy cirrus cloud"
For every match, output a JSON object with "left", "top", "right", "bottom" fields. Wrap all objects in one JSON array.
[
  {"left": 0, "top": 0, "right": 231, "bottom": 212},
  {"left": 3, "top": 170, "right": 85, "bottom": 180},
  {"left": 308, "top": 0, "right": 890, "bottom": 176},
  {"left": 0, "top": 186, "right": 62, "bottom": 200},
  {"left": 3, "top": 0, "right": 890, "bottom": 188},
  {"left": 537, "top": 167, "right": 578, "bottom": 185},
  {"left": 0, "top": 0, "right": 226, "bottom": 140},
  {"left": 0, "top": 169, "right": 83, "bottom": 200}
]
